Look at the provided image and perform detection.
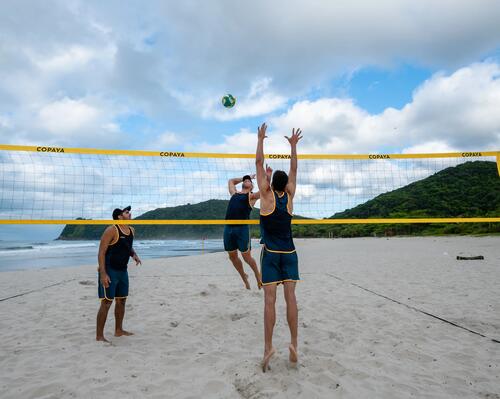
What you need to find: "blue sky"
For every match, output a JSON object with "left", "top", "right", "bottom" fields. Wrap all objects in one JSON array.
[{"left": 1, "top": 0, "right": 500, "bottom": 240}]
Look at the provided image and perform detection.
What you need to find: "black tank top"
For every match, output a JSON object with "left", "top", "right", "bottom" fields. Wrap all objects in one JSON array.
[
  {"left": 225, "top": 192, "right": 252, "bottom": 226},
  {"left": 260, "top": 191, "right": 295, "bottom": 252},
  {"left": 105, "top": 225, "right": 134, "bottom": 270}
]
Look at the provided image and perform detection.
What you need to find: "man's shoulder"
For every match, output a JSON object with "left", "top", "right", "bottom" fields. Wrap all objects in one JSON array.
[{"left": 102, "top": 225, "right": 118, "bottom": 236}]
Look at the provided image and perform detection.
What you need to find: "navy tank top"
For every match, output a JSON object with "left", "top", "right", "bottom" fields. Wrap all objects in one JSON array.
[
  {"left": 260, "top": 191, "right": 295, "bottom": 252},
  {"left": 105, "top": 225, "right": 134, "bottom": 270},
  {"left": 225, "top": 192, "right": 252, "bottom": 225}
]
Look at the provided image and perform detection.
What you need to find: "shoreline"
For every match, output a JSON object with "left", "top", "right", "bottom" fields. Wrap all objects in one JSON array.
[{"left": 1, "top": 234, "right": 498, "bottom": 273}]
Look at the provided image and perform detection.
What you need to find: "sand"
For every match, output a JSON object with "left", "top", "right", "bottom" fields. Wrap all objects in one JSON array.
[{"left": 0, "top": 236, "right": 499, "bottom": 398}]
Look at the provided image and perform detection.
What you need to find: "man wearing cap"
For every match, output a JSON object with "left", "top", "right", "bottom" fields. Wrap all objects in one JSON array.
[
  {"left": 96, "top": 206, "right": 142, "bottom": 342},
  {"left": 224, "top": 174, "right": 262, "bottom": 289}
]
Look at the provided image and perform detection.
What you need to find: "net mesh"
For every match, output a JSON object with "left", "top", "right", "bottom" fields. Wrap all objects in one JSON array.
[{"left": 0, "top": 146, "right": 498, "bottom": 222}]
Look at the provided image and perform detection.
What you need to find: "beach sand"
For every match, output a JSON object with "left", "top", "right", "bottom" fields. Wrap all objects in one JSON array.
[{"left": 0, "top": 236, "right": 499, "bottom": 398}]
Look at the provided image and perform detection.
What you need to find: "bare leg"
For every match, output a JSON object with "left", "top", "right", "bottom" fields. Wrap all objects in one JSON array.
[
  {"left": 283, "top": 281, "right": 298, "bottom": 363},
  {"left": 241, "top": 251, "right": 262, "bottom": 289},
  {"left": 262, "top": 284, "right": 277, "bottom": 372},
  {"left": 228, "top": 251, "right": 250, "bottom": 289},
  {"left": 96, "top": 299, "right": 112, "bottom": 342},
  {"left": 114, "top": 298, "right": 134, "bottom": 337}
]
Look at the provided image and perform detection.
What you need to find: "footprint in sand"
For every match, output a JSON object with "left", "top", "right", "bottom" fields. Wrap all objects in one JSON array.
[{"left": 230, "top": 313, "right": 249, "bottom": 321}]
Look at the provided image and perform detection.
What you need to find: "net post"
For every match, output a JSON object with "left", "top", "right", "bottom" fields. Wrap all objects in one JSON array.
[{"left": 497, "top": 152, "right": 500, "bottom": 176}]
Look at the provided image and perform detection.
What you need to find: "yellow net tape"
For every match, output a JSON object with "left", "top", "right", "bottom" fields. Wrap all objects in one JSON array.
[
  {"left": 0, "top": 218, "right": 499, "bottom": 225},
  {"left": 0, "top": 144, "right": 497, "bottom": 160}
]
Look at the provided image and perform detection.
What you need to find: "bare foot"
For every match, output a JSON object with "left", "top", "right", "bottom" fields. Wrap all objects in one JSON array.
[
  {"left": 243, "top": 274, "right": 250, "bottom": 290},
  {"left": 115, "top": 330, "right": 134, "bottom": 337},
  {"left": 289, "top": 344, "right": 298, "bottom": 364},
  {"left": 262, "top": 347, "right": 276, "bottom": 372},
  {"left": 96, "top": 336, "right": 111, "bottom": 343}
]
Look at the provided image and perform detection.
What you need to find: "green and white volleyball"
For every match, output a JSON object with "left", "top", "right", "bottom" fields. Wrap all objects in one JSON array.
[{"left": 221, "top": 94, "right": 236, "bottom": 108}]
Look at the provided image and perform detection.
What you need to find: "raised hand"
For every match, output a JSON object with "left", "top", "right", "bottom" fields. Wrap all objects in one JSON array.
[
  {"left": 265, "top": 163, "right": 273, "bottom": 179},
  {"left": 257, "top": 123, "right": 268, "bottom": 140},
  {"left": 285, "top": 128, "right": 303, "bottom": 146}
]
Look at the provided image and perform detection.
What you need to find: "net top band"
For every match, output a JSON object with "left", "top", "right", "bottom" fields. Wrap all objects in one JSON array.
[{"left": 0, "top": 144, "right": 498, "bottom": 160}]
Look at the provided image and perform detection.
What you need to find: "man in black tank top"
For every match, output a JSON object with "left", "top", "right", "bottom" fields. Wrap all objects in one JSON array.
[
  {"left": 224, "top": 174, "right": 262, "bottom": 289},
  {"left": 96, "top": 206, "right": 142, "bottom": 343},
  {"left": 255, "top": 122, "right": 303, "bottom": 371}
]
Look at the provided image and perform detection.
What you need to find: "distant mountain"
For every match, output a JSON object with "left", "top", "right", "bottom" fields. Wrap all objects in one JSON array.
[
  {"left": 58, "top": 161, "right": 500, "bottom": 240},
  {"left": 58, "top": 199, "right": 261, "bottom": 240}
]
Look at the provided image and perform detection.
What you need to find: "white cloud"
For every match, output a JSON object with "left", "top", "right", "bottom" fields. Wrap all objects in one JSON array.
[
  {"left": 396, "top": 63, "right": 500, "bottom": 149},
  {"left": 294, "top": 184, "right": 317, "bottom": 201},
  {"left": 153, "top": 0, "right": 500, "bottom": 94},
  {"left": 402, "top": 141, "right": 458, "bottom": 154},
  {"left": 192, "top": 129, "right": 257, "bottom": 153},
  {"left": 270, "top": 62, "right": 500, "bottom": 154},
  {"left": 156, "top": 132, "right": 180, "bottom": 148},
  {"left": 38, "top": 98, "right": 100, "bottom": 135},
  {"left": 0, "top": 115, "right": 12, "bottom": 129},
  {"left": 32, "top": 45, "right": 99, "bottom": 72},
  {"left": 0, "top": 96, "right": 126, "bottom": 147}
]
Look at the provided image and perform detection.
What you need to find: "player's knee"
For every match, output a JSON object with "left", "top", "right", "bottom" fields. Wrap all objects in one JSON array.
[
  {"left": 101, "top": 299, "right": 113, "bottom": 308},
  {"left": 283, "top": 286, "right": 296, "bottom": 303},
  {"left": 115, "top": 298, "right": 126, "bottom": 305},
  {"left": 264, "top": 292, "right": 277, "bottom": 305},
  {"left": 284, "top": 292, "right": 296, "bottom": 304},
  {"left": 241, "top": 251, "right": 252, "bottom": 262}
]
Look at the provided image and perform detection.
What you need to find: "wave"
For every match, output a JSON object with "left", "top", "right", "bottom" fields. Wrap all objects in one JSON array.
[
  {"left": 0, "top": 242, "right": 97, "bottom": 255},
  {"left": 3, "top": 245, "right": 34, "bottom": 251},
  {"left": 45, "top": 243, "right": 97, "bottom": 250}
]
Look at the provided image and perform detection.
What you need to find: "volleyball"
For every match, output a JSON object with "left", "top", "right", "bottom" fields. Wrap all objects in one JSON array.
[{"left": 222, "top": 94, "right": 236, "bottom": 108}]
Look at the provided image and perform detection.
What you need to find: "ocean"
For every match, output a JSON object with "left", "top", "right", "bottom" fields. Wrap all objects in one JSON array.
[{"left": 0, "top": 239, "right": 225, "bottom": 271}]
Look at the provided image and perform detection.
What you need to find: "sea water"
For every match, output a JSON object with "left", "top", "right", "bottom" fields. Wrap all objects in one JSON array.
[{"left": 0, "top": 239, "right": 224, "bottom": 271}]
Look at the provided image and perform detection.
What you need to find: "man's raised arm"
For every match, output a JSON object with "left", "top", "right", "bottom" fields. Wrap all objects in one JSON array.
[
  {"left": 228, "top": 177, "right": 243, "bottom": 195},
  {"left": 285, "top": 128, "right": 303, "bottom": 198},
  {"left": 255, "top": 123, "right": 270, "bottom": 193}
]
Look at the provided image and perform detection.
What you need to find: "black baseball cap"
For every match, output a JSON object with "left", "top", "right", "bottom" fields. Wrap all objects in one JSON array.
[
  {"left": 112, "top": 205, "right": 131, "bottom": 220},
  {"left": 242, "top": 175, "right": 252, "bottom": 181}
]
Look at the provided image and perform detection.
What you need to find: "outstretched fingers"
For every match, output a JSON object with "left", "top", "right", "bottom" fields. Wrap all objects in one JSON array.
[
  {"left": 285, "top": 128, "right": 303, "bottom": 144},
  {"left": 258, "top": 123, "right": 268, "bottom": 139}
]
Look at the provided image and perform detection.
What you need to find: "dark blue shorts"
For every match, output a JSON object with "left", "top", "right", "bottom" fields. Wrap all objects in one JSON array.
[
  {"left": 260, "top": 247, "right": 299, "bottom": 285},
  {"left": 98, "top": 268, "right": 129, "bottom": 301},
  {"left": 224, "top": 225, "right": 251, "bottom": 252}
]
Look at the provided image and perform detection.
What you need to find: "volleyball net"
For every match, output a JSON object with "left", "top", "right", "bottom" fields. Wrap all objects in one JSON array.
[{"left": 0, "top": 144, "right": 499, "bottom": 225}]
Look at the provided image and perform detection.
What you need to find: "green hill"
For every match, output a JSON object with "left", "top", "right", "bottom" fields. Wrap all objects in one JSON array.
[
  {"left": 293, "top": 160, "right": 500, "bottom": 237},
  {"left": 58, "top": 161, "right": 500, "bottom": 240},
  {"left": 58, "top": 199, "right": 261, "bottom": 240}
]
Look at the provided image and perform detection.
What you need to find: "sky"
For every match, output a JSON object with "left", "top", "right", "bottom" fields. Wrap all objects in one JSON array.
[{"left": 1, "top": 0, "right": 500, "bottom": 240}]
